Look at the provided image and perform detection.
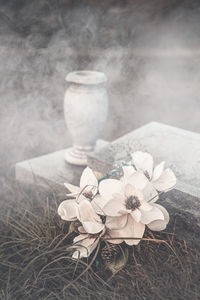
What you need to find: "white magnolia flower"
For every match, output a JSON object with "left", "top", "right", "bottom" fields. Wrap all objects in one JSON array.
[
  {"left": 131, "top": 151, "right": 176, "bottom": 192},
  {"left": 72, "top": 227, "right": 105, "bottom": 259},
  {"left": 96, "top": 169, "right": 159, "bottom": 214},
  {"left": 58, "top": 197, "right": 104, "bottom": 234},
  {"left": 58, "top": 166, "right": 100, "bottom": 222},
  {"left": 95, "top": 171, "right": 170, "bottom": 245},
  {"left": 64, "top": 167, "right": 99, "bottom": 199}
]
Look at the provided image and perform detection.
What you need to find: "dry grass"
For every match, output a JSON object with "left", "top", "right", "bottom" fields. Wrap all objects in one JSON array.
[{"left": 0, "top": 176, "right": 200, "bottom": 300}]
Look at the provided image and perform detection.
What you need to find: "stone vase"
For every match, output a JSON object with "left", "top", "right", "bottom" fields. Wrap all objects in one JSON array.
[{"left": 64, "top": 70, "right": 108, "bottom": 166}]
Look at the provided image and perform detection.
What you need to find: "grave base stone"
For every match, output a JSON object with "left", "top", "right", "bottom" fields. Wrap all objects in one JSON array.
[
  {"left": 87, "top": 122, "right": 200, "bottom": 230},
  {"left": 15, "top": 139, "right": 108, "bottom": 196}
]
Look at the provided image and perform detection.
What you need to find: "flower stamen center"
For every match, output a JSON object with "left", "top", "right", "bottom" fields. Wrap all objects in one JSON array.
[
  {"left": 144, "top": 171, "right": 151, "bottom": 180},
  {"left": 83, "top": 191, "right": 93, "bottom": 200},
  {"left": 125, "top": 196, "right": 141, "bottom": 210}
]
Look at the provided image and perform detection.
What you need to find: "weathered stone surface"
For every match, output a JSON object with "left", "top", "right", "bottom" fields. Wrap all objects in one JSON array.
[
  {"left": 87, "top": 122, "right": 200, "bottom": 227},
  {"left": 15, "top": 140, "right": 108, "bottom": 194}
]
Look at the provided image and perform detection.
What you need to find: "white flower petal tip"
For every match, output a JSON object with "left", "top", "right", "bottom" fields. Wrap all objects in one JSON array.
[
  {"left": 152, "top": 168, "right": 176, "bottom": 192},
  {"left": 140, "top": 205, "right": 165, "bottom": 224},
  {"left": 122, "top": 166, "right": 136, "bottom": 182},
  {"left": 57, "top": 200, "right": 78, "bottom": 221},
  {"left": 147, "top": 219, "right": 168, "bottom": 231},
  {"left": 72, "top": 250, "right": 81, "bottom": 259},
  {"left": 131, "top": 151, "right": 154, "bottom": 178},
  {"left": 152, "top": 161, "right": 165, "bottom": 181},
  {"left": 72, "top": 234, "right": 98, "bottom": 259},
  {"left": 106, "top": 215, "right": 128, "bottom": 230},
  {"left": 82, "top": 221, "right": 105, "bottom": 234},
  {"left": 64, "top": 182, "right": 80, "bottom": 194},
  {"left": 80, "top": 167, "right": 98, "bottom": 195},
  {"left": 147, "top": 204, "right": 170, "bottom": 231}
]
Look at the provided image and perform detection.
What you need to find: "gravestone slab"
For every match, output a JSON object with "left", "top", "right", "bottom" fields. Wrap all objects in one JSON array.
[
  {"left": 15, "top": 140, "right": 108, "bottom": 195},
  {"left": 87, "top": 122, "right": 200, "bottom": 228}
]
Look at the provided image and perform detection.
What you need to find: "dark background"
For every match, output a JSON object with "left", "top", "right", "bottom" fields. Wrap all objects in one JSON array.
[{"left": 1, "top": 0, "right": 200, "bottom": 170}]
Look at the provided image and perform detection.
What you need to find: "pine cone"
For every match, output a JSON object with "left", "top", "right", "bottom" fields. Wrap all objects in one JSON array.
[{"left": 101, "top": 244, "right": 120, "bottom": 264}]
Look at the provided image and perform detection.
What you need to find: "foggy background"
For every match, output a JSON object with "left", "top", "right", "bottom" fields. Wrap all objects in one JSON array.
[{"left": 1, "top": 0, "right": 200, "bottom": 172}]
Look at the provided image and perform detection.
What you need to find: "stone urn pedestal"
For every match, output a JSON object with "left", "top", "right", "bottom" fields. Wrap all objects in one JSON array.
[{"left": 64, "top": 70, "right": 108, "bottom": 166}]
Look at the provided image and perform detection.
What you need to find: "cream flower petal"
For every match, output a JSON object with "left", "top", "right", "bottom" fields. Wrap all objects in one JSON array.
[
  {"left": 73, "top": 233, "right": 90, "bottom": 244},
  {"left": 124, "top": 184, "right": 144, "bottom": 201},
  {"left": 99, "top": 179, "right": 123, "bottom": 202},
  {"left": 80, "top": 167, "right": 98, "bottom": 195},
  {"left": 118, "top": 209, "right": 132, "bottom": 215},
  {"left": 152, "top": 161, "right": 165, "bottom": 181},
  {"left": 125, "top": 217, "right": 145, "bottom": 246},
  {"left": 140, "top": 205, "right": 164, "bottom": 224},
  {"left": 82, "top": 221, "right": 105, "bottom": 234},
  {"left": 103, "top": 233, "right": 124, "bottom": 244},
  {"left": 106, "top": 215, "right": 128, "bottom": 230},
  {"left": 131, "top": 151, "right": 154, "bottom": 178},
  {"left": 58, "top": 199, "right": 78, "bottom": 221},
  {"left": 86, "top": 238, "right": 100, "bottom": 257},
  {"left": 73, "top": 228, "right": 106, "bottom": 259},
  {"left": 142, "top": 181, "right": 159, "bottom": 203},
  {"left": 122, "top": 166, "right": 136, "bottom": 182},
  {"left": 91, "top": 194, "right": 108, "bottom": 215},
  {"left": 78, "top": 200, "right": 101, "bottom": 222},
  {"left": 72, "top": 235, "right": 98, "bottom": 259},
  {"left": 152, "top": 168, "right": 176, "bottom": 192},
  {"left": 131, "top": 209, "right": 142, "bottom": 223},
  {"left": 102, "top": 194, "right": 126, "bottom": 217},
  {"left": 78, "top": 199, "right": 101, "bottom": 222},
  {"left": 147, "top": 203, "right": 169, "bottom": 231},
  {"left": 76, "top": 194, "right": 88, "bottom": 204},
  {"left": 107, "top": 215, "right": 145, "bottom": 246},
  {"left": 124, "top": 215, "right": 145, "bottom": 245},
  {"left": 139, "top": 200, "right": 152, "bottom": 211},
  {"left": 78, "top": 200, "right": 104, "bottom": 234},
  {"left": 126, "top": 171, "right": 149, "bottom": 191},
  {"left": 72, "top": 250, "right": 83, "bottom": 259},
  {"left": 64, "top": 182, "right": 80, "bottom": 195},
  {"left": 104, "top": 231, "right": 124, "bottom": 244}
]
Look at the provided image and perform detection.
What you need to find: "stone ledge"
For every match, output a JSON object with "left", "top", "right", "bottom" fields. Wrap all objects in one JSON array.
[
  {"left": 87, "top": 122, "right": 200, "bottom": 227},
  {"left": 15, "top": 140, "right": 109, "bottom": 194}
]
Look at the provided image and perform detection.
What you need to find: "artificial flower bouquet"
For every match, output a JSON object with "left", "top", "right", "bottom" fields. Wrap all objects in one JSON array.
[{"left": 58, "top": 151, "right": 176, "bottom": 269}]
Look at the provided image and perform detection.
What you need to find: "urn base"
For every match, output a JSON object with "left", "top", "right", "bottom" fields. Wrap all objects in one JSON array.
[
  {"left": 64, "top": 140, "right": 108, "bottom": 166},
  {"left": 64, "top": 145, "right": 94, "bottom": 166}
]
